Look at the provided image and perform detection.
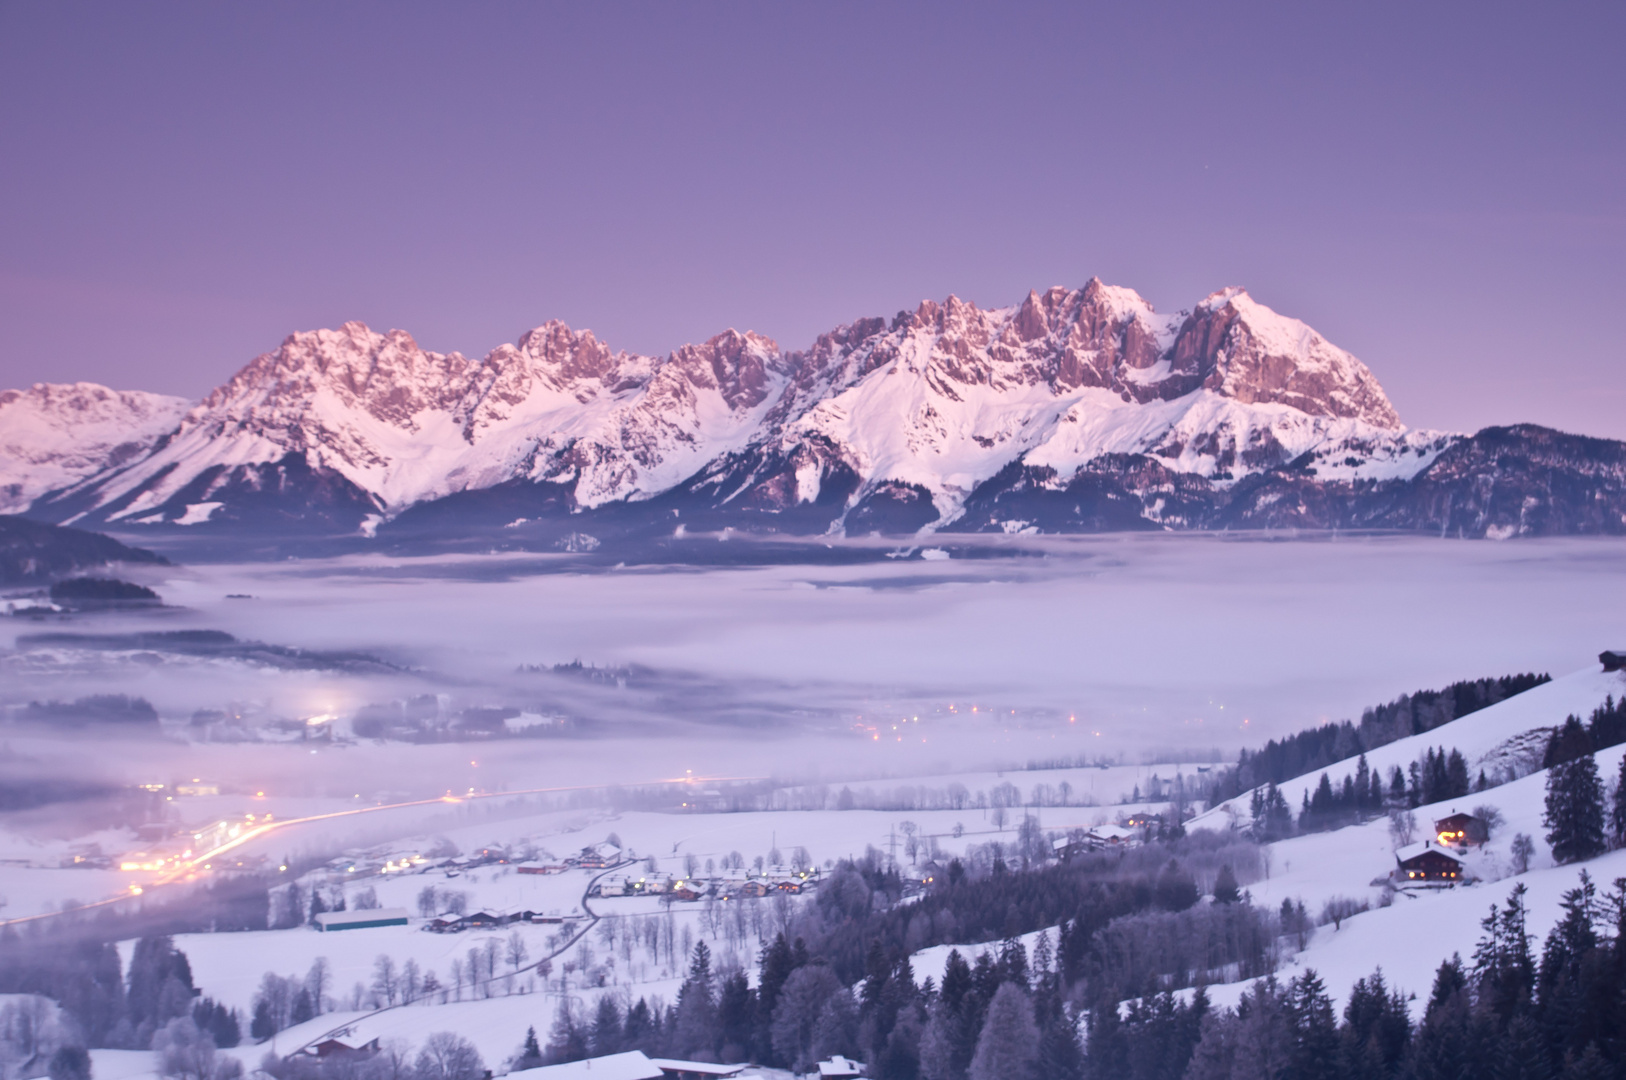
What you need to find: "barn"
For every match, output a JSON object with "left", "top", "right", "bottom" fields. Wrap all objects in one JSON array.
[{"left": 313, "top": 908, "right": 409, "bottom": 932}]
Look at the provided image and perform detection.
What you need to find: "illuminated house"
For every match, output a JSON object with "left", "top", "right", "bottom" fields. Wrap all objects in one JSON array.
[
  {"left": 1432, "top": 812, "right": 1487, "bottom": 848},
  {"left": 1395, "top": 841, "right": 1465, "bottom": 884}
]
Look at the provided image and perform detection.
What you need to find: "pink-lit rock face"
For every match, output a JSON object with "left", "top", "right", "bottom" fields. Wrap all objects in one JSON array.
[
  {"left": 0, "top": 382, "right": 190, "bottom": 513},
  {"left": 14, "top": 281, "right": 1423, "bottom": 530}
]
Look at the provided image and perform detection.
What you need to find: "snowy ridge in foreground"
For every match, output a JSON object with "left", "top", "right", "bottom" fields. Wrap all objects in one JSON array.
[{"left": 1192, "top": 740, "right": 1626, "bottom": 1018}]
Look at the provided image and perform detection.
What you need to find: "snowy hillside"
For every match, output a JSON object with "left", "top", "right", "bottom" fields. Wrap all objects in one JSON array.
[
  {"left": 0, "top": 382, "right": 190, "bottom": 514},
  {"left": 1187, "top": 742, "right": 1626, "bottom": 1019},
  {"left": 1191, "top": 663, "right": 1626, "bottom": 833}
]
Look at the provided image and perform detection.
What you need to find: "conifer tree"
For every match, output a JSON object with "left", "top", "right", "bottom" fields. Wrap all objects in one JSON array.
[
  {"left": 1545, "top": 751, "right": 1606, "bottom": 864},
  {"left": 590, "top": 997, "right": 623, "bottom": 1057},
  {"left": 968, "top": 982, "right": 1038, "bottom": 1080},
  {"left": 674, "top": 941, "right": 718, "bottom": 1059},
  {"left": 1286, "top": 970, "right": 1339, "bottom": 1080},
  {"left": 1612, "top": 754, "right": 1626, "bottom": 847},
  {"left": 514, "top": 1026, "right": 543, "bottom": 1071},
  {"left": 545, "top": 999, "right": 589, "bottom": 1064}
]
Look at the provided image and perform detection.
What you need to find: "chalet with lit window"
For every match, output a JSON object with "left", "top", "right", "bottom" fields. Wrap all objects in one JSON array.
[
  {"left": 1433, "top": 812, "right": 1487, "bottom": 848},
  {"left": 1395, "top": 841, "right": 1466, "bottom": 885}
]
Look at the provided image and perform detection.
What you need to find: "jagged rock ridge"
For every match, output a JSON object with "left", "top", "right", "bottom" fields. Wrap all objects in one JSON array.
[{"left": 14, "top": 281, "right": 1626, "bottom": 542}]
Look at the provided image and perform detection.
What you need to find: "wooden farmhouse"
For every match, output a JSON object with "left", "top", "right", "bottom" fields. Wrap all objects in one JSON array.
[
  {"left": 1433, "top": 811, "right": 1488, "bottom": 847},
  {"left": 1395, "top": 841, "right": 1466, "bottom": 884},
  {"left": 305, "top": 1033, "right": 379, "bottom": 1060}
]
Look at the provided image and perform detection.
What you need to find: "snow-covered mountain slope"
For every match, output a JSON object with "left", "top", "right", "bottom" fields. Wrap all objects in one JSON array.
[
  {"left": 37, "top": 319, "right": 793, "bottom": 528},
  {"left": 695, "top": 282, "right": 1420, "bottom": 525},
  {"left": 18, "top": 281, "right": 1626, "bottom": 541},
  {"left": 1191, "top": 663, "right": 1626, "bottom": 836},
  {"left": 1189, "top": 739, "right": 1626, "bottom": 1018},
  {"left": 0, "top": 382, "right": 190, "bottom": 513}
]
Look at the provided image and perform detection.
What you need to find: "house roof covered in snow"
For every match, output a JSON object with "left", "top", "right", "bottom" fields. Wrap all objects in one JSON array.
[
  {"left": 312, "top": 908, "right": 410, "bottom": 930},
  {"left": 507, "top": 1051, "right": 663, "bottom": 1080},
  {"left": 1090, "top": 824, "right": 1136, "bottom": 840},
  {"left": 647, "top": 1059, "right": 748, "bottom": 1077},
  {"left": 1395, "top": 841, "right": 1464, "bottom": 865}
]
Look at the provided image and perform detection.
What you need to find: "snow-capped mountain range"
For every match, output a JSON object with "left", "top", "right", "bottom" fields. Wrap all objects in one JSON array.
[{"left": 8, "top": 281, "right": 1626, "bottom": 544}]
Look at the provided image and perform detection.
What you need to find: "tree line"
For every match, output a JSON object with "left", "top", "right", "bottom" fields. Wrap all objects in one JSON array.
[
  {"left": 1211, "top": 672, "right": 1549, "bottom": 804},
  {"left": 1176, "top": 870, "right": 1626, "bottom": 1080}
]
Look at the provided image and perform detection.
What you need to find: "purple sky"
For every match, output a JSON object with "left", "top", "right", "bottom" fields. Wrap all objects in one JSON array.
[{"left": 2, "top": 3, "right": 1622, "bottom": 437}]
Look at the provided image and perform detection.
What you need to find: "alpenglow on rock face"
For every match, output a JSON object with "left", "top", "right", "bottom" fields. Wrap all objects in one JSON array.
[
  {"left": 16, "top": 281, "right": 1626, "bottom": 542},
  {"left": 0, "top": 383, "right": 191, "bottom": 514}
]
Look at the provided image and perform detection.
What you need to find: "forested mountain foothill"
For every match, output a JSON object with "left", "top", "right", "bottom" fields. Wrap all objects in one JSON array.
[
  {"left": 0, "top": 515, "right": 166, "bottom": 586},
  {"left": 12, "top": 839, "right": 1626, "bottom": 1080}
]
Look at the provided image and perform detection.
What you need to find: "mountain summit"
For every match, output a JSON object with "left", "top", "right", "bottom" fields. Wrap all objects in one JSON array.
[{"left": 11, "top": 282, "right": 1625, "bottom": 544}]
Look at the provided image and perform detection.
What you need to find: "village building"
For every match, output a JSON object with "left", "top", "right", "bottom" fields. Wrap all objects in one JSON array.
[
  {"left": 313, "top": 908, "right": 409, "bottom": 932},
  {"left": 508, "top": 1050, "right": 664, "bottom": 1080},
  {"left": 1600, "top": 650, "right": 1626, "bottom": 672},
  {"left": 1092, "top": 824, "right": 1139, "bottom": 846},
  {"left": 815, "top": 1056, "right": 865, "bottom": 1079},
  {"left": 425, "top": 908, "right": 540, "bottom": 933},
  {"left": 516, "top": 861, "right": 567, "bottom": 875},
  {"left": 1395, "top": 841, "right": 1467, "bottom": 885},
  {"left": 574, "top": 841, "right": 623, "bottom": 869},
  {"left": 1433, "top": 811, "right": 1488, "bottom": 848},
  {"left": 305, "top": 1034, "right": 379, "bottom": 1060}
]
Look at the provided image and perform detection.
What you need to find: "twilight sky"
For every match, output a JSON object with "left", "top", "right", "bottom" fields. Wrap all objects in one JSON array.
[{"left": 1, "top": 3, "right": 1622, "bottom": 437}]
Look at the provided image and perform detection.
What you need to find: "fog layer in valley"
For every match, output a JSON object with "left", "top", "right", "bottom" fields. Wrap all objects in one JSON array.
[{"left": 3, "top": 534, "right": 1622, "bottom": 809}]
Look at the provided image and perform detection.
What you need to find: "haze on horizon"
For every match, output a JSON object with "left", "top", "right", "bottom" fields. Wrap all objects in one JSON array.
[{"left": 1, "top": 3, "right": 1622, "bottom": 438}]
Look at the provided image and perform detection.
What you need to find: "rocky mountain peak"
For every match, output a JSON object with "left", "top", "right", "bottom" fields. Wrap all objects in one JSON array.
[
  {"left": 1170, "top": 288, "right": 1401, "bottom": 428},
  {"left": 666, "top": 329, "right": 785, "bottom": 412},
  {"left": 203, "top": 321, "right": 476, "bottom": 430}
]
